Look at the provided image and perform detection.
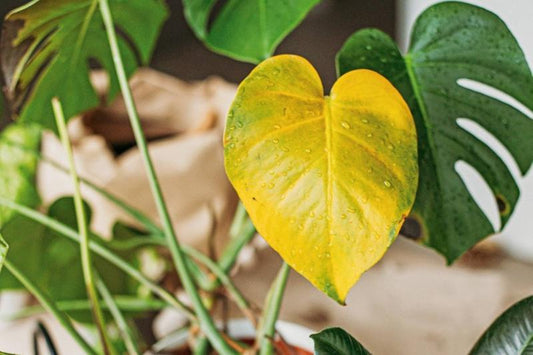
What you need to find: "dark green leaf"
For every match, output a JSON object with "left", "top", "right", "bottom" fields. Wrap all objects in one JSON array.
[
  {"left": 336, "top": 2, "right": 533, "bottom": 262},
  {"left": 311, "top": 327, "right": 371, "bottom": 355},
  {"left": 0, "top": 123, "right": 41, "bottom": 227},
  {"left": 182, "top": 0, "right": 320, "bottom": 63},
  {"left": 1, "top": 0, "right": 168, "bottom": 130},
  {"left": 470, "top": 295, "right": 533, "bottom": 354}
]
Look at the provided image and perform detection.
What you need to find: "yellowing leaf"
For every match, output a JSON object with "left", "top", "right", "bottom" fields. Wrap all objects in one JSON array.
[{"left": 224, "top": 55, "right": 418, "bottom": 303}]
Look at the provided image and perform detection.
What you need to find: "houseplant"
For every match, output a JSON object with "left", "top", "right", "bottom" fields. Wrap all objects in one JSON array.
[{"left": 0, "top": 0, "right": 531, "bottom": 354}]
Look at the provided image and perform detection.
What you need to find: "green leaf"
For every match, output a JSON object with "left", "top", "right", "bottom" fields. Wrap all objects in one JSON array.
[
  {"left": 336, "top": 2, "right": 533, "bottom": 262},
  {"left": 0, "top": 197, "right": 144, "bottom": 322},
  {"left": 470, "top": 295, "right": 533, "bottom": 354},
  {"left": 311, "top": 327, "right": 371, "bottom": 355},
  {"left": 1, "top": 0, "right": 168, "bottom": 130},
  {"left": 182, "top": 0, "right": 320, "bottom": 63},
  {"left": 224, "top": 55, "right": 418, "bottom": 302},
  {"left": 0, "top": 123, "right": 41, "bottom": 227}
]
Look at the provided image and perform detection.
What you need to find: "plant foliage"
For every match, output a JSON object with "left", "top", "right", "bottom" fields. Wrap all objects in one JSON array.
[
  {"left": 336, "top": 2, "right": 533, "bottom": 262},
  {"left": 224, "top": 55, "right": 418, "bottom": 302},
  {"left": 1, "top": 0, "right": 168, "bottom": 130},
  {"left": 182, "top": 0, "right": 320, "bottom": 63}
]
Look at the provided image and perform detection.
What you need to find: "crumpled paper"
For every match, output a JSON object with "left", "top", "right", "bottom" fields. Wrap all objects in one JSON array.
[{"left": 38, "top": 69, "right": 240, "bottom": 254}]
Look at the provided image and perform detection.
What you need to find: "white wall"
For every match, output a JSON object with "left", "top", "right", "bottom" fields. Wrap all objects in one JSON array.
[{"left": 396, "top": 0, "right": 533, "bottom": 261}]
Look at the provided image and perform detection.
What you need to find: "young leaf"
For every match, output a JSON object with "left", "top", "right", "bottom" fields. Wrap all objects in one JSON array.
[
  {"left": 0, "top": 123, "right": 41, "bottom": 227},
  {"left": 1, "top": 0, "right": 168, "bottom": 130},
  {"left": 470, "top": 295, "right": 533, "bottom": 354},
  {"left": 311, "top": 327, "right": 371, "bottom": 355},
  {"left": 182, "top": 0, "right": 320, "bottom": 63},
  {"left": 224, "top": 55, "right": 418, "bottom": 302},
  {"left": 336, "top": 2, "right": 533, "bottom": 262}
]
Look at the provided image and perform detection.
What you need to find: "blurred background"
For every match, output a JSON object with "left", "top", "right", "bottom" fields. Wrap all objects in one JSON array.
[{"left": 0, "top": 1, "right": 532, "bottom": 354}]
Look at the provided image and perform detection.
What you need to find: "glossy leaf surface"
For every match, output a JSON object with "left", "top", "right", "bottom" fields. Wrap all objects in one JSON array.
[
  {"left": 182, "top": 0, "right": 320, "bottom": 63},
  {"left": 224, "top": 55, "right": 418, "bottom": 302},
  {"left": 337, "top": 2, "right": 533, "bottom": 262},
  {"left": 471, "top": 295, "right": 533, "bottom": 354},
  {"left": 0, "top": 123, "right": 41, "bottom": 227},
  {"left": 311, "top": 327, "right": 371, "bottom": 355},
  {"left": 1, "top": 0, "right": 167, "bottom": 130}
]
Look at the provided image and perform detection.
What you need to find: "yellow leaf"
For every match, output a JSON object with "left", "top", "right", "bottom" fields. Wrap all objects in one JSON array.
[{"left": 224, "top": 55, "right": 418, "bottom": 303}]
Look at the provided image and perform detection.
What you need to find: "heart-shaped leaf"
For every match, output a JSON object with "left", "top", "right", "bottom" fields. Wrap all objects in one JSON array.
[
  {"left": 470, "top": 295, "right": 533, "bottom": 354},
  {"left": 336, "top": 2, "right": 533, "bottom": 262},
  {"left": 0, "top": 123, "right": 41, "bottom": 227},
  {"left": 224, "top": 55, "right": 418, "bottom": 302},
  {"left": 311, "top": 327, "right": 370, "bottom": 355},
  {"left": 182, "top": 0, "right": 320, "bottom": 63},
  {"left": 1, "top": 0, "right": 168, "bottom": 130}
]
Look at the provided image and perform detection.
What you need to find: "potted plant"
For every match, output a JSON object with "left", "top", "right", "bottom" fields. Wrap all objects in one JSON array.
[{"left": 0, "top": 0, "right": 531, "bottom": 354}]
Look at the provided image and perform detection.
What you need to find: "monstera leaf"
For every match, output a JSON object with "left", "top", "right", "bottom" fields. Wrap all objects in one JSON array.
[
  {"left": 1, "top": 0, "right": 168, "bottom": 130},
  {"left": 224, "top": 55, "right": 418, "bottom": 302},
  {"left": 311, "top": 327, "right": 370, "bottom": 355},
  {"left": 0, "top": 123, "right": 41, "bottom": 227},
  {"left": 182, "top": 0, "right": 320, "bottom": 63},
  {"left": 337, "top": 2, "right": 533, "bottom": 262},
  {"left": 470, "top": 295, "right": 533, "bottom": 354}
]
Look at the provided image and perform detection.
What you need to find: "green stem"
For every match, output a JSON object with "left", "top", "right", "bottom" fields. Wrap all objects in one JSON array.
[
  {"left": 97, "top": 1, "right": 236, "bottom": 353},
  {"left": 9, "top": 297, "right": 167, "bottom": 320},
  {"left": 183, "top": 246, "right": 254, "bottom": 323},
  {"left": 2, "top": 138, "right": 162, "bottom": 235},
  {"left": 52, "top": 97, "right": 113, "bottom": 355},
  {"left": 4, "top": 260, "right": 96, "bottom": 355},
  {"left": 258, "top": 262, "right": 291, "bottom": 355},
  {"left": 0, "top": 197, "right": 192, "bottom": 317},
  {"left": 96, "top": 276, "right": 140, "bottom": 355}
]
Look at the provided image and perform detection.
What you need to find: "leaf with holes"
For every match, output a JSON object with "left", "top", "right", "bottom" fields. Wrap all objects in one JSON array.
[
  {"left": 0, "top": 123, "right": 41, "bottom": 227},
  {"left": 337, "top": 2, "right": 533, "bottom": 262},
  {"left": 182, "top": 0, "right": 320, "bottom": 63},
  {"left": 1, "top": 0, "right": 168, "bottom": 130},
  {"left": 311, "top": 327, "right": 371, "bottom": 355},
  {"left": 470, "top": 295, "right": 533, "bottom": 354},
  {"left": 224, "top": 55, "right": 418, "bottom": 302}
]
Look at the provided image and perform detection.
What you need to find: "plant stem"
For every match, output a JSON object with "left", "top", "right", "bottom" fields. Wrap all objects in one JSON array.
[
  {"left": 183, "top": 245, "right": 255, "bottom": 325},
  {"left": 258, "top": 262, "right": 291, "bottom": 355},
  {"left": 11, "top": 297, "right": 167, "bottom": 320},
  {"left": 0, "top": 197, "right": 192, "bottom": 317},
  {"left": 52, "top": 97, "right": 113, "bottom": 355},
  {"left": 96, "top": 276, "right": 140, "bottom": 355},
  {"left": 97, "top": 1, "right": 236, "bottom": 353},
  {"left": 4, "top": 260, "right": 96, "bottom": 355}
]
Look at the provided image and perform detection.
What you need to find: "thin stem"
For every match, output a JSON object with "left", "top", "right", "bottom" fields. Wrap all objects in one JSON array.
[
  {"left": 4, "top": 260, "right": 96, "bottom": 355},
  {"left": 0, "top": 197, "right": 193, "bottom": 317},
  {"left": 96, "top": 276, "right": 140, "bottom": 355},
  {"left": 183, "top": 245, "right": 256, "bottom": 325},
  {"left": 10, "top": 297, "right": 167, "bottom": 320},
  {"left": 97, "top": 1, "right": 236, "bottom": 353},
  {"left": 258, "top": 262, "right": 291, "bottom": 355},
  {"left": 52, "top": 97, "right": 113, "bottom": 355}
]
